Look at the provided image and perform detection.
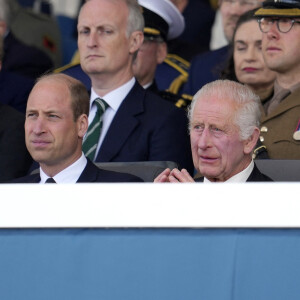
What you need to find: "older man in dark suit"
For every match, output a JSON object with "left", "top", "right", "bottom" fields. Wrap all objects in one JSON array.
[
  {"left": 12, "top": 73, "right": 142, "bottom": 183},
  {"left": 155, "top": 80, "right": 273, "bottom": 183},
  {"left": 77, "top": 0, "right": 194, "bottom": 175}
]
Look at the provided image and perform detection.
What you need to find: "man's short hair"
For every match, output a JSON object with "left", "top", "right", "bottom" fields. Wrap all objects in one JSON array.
[
  {"left": 188, "top": 79, "right": 261, "bottom": 140},
  {"left": 36, "top": 73, "right": 90, "bottom": 121},
  {"left": 126, "top": 0, "right": 145, "bottom": 36},
  {"left": 84, "top": 0, "right": 144, "bottom": 37}
]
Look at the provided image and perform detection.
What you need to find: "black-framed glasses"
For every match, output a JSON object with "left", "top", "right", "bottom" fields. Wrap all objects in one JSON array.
[{"left": 257, "top": 17, "right": 300, "bottom": 33}]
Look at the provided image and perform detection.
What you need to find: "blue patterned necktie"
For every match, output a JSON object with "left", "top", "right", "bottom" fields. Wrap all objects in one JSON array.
[{"left": 82, "top": 98, "right": 109, "bottom": 160}]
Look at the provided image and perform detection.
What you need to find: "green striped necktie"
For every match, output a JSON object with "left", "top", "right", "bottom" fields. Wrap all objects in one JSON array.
[{"left": 82, "top": 98, "right": 109, "bottom": 160}]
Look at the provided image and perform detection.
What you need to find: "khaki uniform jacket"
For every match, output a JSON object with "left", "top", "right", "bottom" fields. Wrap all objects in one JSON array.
[{"left": 260, "top": 87, "right": 300, "bottom": 159}]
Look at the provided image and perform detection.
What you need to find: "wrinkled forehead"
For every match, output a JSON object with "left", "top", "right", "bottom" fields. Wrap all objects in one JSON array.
[
  {"left": 193, "top": 96, "right": 238, "bottom": 123},
  {"left": 79, "top": 0, "right": 128, "bottom": 20}
]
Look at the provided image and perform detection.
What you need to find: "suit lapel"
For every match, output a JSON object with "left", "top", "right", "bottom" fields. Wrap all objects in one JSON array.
[
  {"left": 95, "top": 82, "right": 145, "bottom": 162},
  {"left": 77, "top": 159, "right": 98, "bottom": 182}
]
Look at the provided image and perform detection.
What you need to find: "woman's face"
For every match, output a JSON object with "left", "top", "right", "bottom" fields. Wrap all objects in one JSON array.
[{"left": 234, "top": 20, "right": 276, "bottom": 90}]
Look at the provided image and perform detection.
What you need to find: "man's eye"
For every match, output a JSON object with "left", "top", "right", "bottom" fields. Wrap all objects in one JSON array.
[
  {"left": 194, "top": 125, "right": 203, "bottom": 130},
  {"left": 211, "top": 127, "right": 223, "bottom": 135},
  {"left": 26, "top": 113, "right": 36, "bottom": 118},
  {"left": 79, "top": 28, "right": 89, "bottom": 35},
  {"left": 100, "top": 28, "right": 113, "bottom": 35}
]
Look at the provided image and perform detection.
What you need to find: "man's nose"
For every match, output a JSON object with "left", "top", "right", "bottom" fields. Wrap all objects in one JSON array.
[
  {"left": 32, "top": 117, "right": 46, "bottom": 135},
  {"left": 87, "top": 31, "right": 98, "bottom": 47},
  {"left": 198, "top": 128, "right": 212, "bottom": 149},
  {"left": 267, "top": 21, "right": 280, "bottom": 39}
]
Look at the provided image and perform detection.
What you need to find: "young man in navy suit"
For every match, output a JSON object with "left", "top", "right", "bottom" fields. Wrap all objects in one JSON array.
[
  {"left": 12, "top": 73, "right": 142, "bottom": 183},
  {"left": 77, "top": 0, "right": 194, "bottom": 175}
]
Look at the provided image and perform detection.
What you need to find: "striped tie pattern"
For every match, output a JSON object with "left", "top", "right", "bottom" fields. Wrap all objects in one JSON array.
[{"left": 82, "top": 98, "right": 109, "bottom": 160}]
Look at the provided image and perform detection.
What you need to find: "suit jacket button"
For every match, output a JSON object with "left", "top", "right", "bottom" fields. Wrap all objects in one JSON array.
[
  {"left": 261, "top": 126, "right": 268, "bottom": 132},
  {"left": 293, "top": 131, "right": 300, "bottom": 141}
]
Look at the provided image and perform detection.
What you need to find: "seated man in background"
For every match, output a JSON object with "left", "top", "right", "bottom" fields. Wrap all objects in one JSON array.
[
  {"left": 133, "top": 0, "right": 190, "bottom": 108},
  {"left": 77, "top": 0, "right": 194, "bottom": 175},
  {"left": 0, "top": 0, "right": 54, "bottom": 79},
  {"left": 254, "top": 0, "right": 300, "bottom": 159},
  {"left": 0, "top": 34, "right": 33, "bottom": 182},
  {"left": 155, "top": 80, "right": 273, "bottom": 183},
  {"left": 12, "top": 73, "right": 142, "bottom": 183},
  {"left": 57, "top": 0, "right": 191, "bottom": 106}
]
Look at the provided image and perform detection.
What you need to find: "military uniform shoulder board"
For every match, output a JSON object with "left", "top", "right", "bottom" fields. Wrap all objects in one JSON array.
[
  {"left": 164, "top": 54, "right": 190, "bottom": 95},
  {"left": 164, "top": 54, "right": 190, "bottom": 77},
  {"left": 54, "top": 61, "right": 80, "bottom": 73},
  {"left": 54, "top": 50, "right": 80, "bottom": 73},
  {"left": 159, "top": 91, "right": 193, "bottom": 109}
]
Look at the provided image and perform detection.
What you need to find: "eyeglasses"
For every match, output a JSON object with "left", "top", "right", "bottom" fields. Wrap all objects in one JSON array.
[
  {"left": 222, "top": 0, "right": 260, "bottom": 8},
  {"left": 257, "top": 17, "right": 300, "bottom": 33}
]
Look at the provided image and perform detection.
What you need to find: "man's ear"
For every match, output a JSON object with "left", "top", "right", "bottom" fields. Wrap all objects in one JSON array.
[
  {"left": 129, "top": 31, "right": 144, "bottom": 54},
  {"left": 77, "top": 114, "right": 89, "bottom": 139},
  {"left": 156, "top": 42, "right": 167, "bottom": 64},
  {"left": 243, "top": 127, "right": 260, "bottom": 154}
]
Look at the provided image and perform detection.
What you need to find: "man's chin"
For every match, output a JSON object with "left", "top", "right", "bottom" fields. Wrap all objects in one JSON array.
[{"left": 199, "top": 166, "right": 219, "bottom": 179}]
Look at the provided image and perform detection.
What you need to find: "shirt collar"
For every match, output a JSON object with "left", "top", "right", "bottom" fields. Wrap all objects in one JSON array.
[
  {"left": 90, "top": 77, "right": 135, "bottom": 112},
  {"left": 40, "top": 153, "right": 87, "bottom": 184},
  {"left": 203, "top": 160, "right": 254, "bottom": 183}
]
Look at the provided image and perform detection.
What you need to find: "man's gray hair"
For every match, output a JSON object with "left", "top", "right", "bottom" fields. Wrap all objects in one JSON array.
[
  {"left": 84, "top": 0, "right": 144, "bottom": 37},
  {"left": 0, "top": 0, "right": 10, "bottom": 26},
  {"left": 188, "top": 79, "right": 261, "bottom": 140},
  {"left": 126, "top": 0, "right": 144, "bottom": 36}
]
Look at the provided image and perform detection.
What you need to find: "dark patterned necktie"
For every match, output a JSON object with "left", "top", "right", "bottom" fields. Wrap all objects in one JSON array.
[
  {"left": 82, "top": 98, "right": 109, "bottom": 160},
  {"left": 45, "top": 177, "right": 56, "bottom": 183}
]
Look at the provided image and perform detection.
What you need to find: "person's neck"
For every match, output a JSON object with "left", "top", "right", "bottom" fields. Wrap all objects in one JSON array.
[
  {"left": 91, "top": 70, "right": 134, "bottom": 98},
  {"left": 206, "top": 157, "right": 252, "bottom": 182},
  {"left": 249, "top": 83, "right": 274, "bottom": 101},
  {"left": 276, "top": 71, "right": 300, "bottom": 89},
  {"left": 40, "top": 152, "right": 82, "bottom": 178}
]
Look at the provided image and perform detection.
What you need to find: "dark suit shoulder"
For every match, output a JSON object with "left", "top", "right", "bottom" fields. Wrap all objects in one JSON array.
[
  {"left": 3, "top": 32, "right": 53, "bottom": 79},
  {"left": 78, "top": 159, "right": 143, "bottom": 183},
  {"left": 9, "top": 160, "right": 143, "bottom": 183},
  {"left": 183, "top": 46, "right": 229, "bottom": 96},
  {"left": 55, "top": 63, "right": 91, "bottom": 90},
  {"left": 8, "top": 173, "right": 40, "bottom": 183},
  {"left": 247, "top": 163, "right": 273, "bottom": 182},
  {"left": 0, "top": 70, "right": 34, "bottom": 113},
  {"left": 0, "top": 104, "right": 32, "bottom": 182}
]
